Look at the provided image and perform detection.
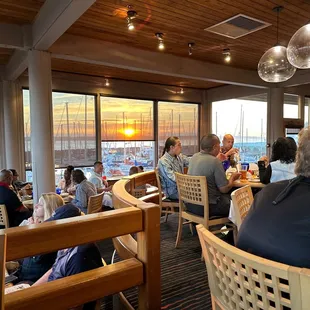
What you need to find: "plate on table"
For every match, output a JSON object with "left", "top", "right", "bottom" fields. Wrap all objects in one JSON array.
[
  {"left": 248, "top": 179, "right": 261, "bottom": 183},
  {"left": 60, "top": 193, "right": 69, "bottom": 198}
]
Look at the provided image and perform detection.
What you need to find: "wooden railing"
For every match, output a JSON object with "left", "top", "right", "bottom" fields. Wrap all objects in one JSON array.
[{"left": 0, "top": 202, "right": 161, "bottom": 309}]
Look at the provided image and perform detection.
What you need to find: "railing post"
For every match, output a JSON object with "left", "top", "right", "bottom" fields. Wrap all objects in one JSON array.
[
  {"left": 137, "top": 203, "right": 161, "bottom": 309},
  {"left": 0, "top": 234, "right": 7, "bottom": 310}
]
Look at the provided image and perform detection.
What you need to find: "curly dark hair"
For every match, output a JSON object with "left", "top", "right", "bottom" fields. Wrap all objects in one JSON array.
[
  {"left": 72, "top": 169, "right": 86, "bottom": 184},
  {"left": 271, "top": 137, "right": 296, "bottom": 164}
]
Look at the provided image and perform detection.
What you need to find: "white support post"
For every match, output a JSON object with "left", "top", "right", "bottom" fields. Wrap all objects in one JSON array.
[{"left": 28, "top": 50, "right": 55, "bottom": 202}]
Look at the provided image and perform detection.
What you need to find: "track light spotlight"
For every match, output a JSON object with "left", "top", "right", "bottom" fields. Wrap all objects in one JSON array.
[
  {"left": 105, "top": 79, "right": 110, "bottom": 86},
  {"left": 155, "top": 33, "right": 165, "bottom": 50},
  {"left": 223, "top": 48, "right": 231, "bottom": 63},
  {"left": 188, "top": 43, "right": 195, "bottom": 56},
  {"left": 127, "top": 9, "right": 137, "bottom": 31}
]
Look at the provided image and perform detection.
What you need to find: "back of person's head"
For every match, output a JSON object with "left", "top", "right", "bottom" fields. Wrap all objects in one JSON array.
[
  {"left": 45, "top": 203, "right": 81, "bottom": 222},
  {"left": 9, "top": 169, "right": 18, "bottom": 177},
  {"left": 138, "top": 165, "right": 144, "bottom": 172},
  {"left": 40, "top": 193, "right": 65, "bottom": 221},
  {"left": 200, "top": 134, "right": 220, "bottom": 152},
  {"left": 295, "top": 127, "right": 310, "bottom": 177},
  {"left": 72, "top": 169, "right": 86, "bottom": 184},
  {"left": 271, "top": 137, "right": 295, "bottom": 164},
  {"left": 162, "top": 136, "right": 179, "bottom": 156},
  {"left": 0, "top": 169, "right": 13, "bottom": 183},
  {"left": 129, "top": 166, "right": 139, "bottom": 176},
  {"left": 67, "top": 165, "right": 74, "bottom": 173}
]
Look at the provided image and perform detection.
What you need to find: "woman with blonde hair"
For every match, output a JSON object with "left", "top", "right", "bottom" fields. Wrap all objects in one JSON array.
[{"left": 20, "top": 193, "right": 64, "bottom": 226}]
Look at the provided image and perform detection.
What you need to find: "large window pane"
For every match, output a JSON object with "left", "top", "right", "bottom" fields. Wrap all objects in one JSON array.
[
  {"left": 23, "top": 89, "right": 32, "bottom": 168},
  {"left": 284, "top": 94, "right": 298, "bottom": 119},
  {"left": 305, "top": 97, "right": 310, "bottom": 127},
  {"left": 101, "top": 97, "right": 155, "bottom": 176},
  {"left": 100, "top": 97, "right": 153, "bottom": 141},
  {"left": 101, "top": 141, "right": 155, "bottom": 177},
  {"left": 53, "top": 92, "right": 96, "bottom": 167},
  {"left": 158, "top": 102, "right": 199, "bottom": 157},
  {"left": 212, "top": 94, "right": 267, "bottom": 162}
]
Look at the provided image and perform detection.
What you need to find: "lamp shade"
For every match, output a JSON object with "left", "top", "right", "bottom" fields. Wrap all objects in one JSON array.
[
  {"left": 258, "top": 45, "right": 296, "bottom": 82},
  {"left": 287, "top": 24, "right": 310, "bottom": 69}
]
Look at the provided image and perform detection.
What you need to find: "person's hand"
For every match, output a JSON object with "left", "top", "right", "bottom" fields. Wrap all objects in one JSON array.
[
  {"left": 259, "top": 155, "right": 269, "bottom": 167},
  {"left": 226, "top": 148, "right": 239, "bottom": 157},
  {"left": 103, "top": 179, "right": 109, "bottom": 188},
  {"left": 229, "top": 172, "right": 241, "bottom": 182},
  {"left": 28, "top": 216, "right": 35, "bottom": 224},
  {"left": 216, "top": 153, "right": 227, "bottom": 162},
  {"left": 67, "top": 195, "right": 74, "bottom": 202}
]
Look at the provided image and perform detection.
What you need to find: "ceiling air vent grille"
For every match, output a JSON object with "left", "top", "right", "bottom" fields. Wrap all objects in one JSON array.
[{"left": 205, "top": 14, "right": 271, "bottom": 39}]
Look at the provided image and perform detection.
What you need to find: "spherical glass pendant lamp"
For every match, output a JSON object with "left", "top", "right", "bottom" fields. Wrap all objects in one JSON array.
[
  {"left": 287, "top": 23, "right": 310, "bottom": 69},
  {"left": 257, "top": 6, "right": 296, "bottom": 82},
  {"left": 258, "top": 45, "right": 296, "bottom": 82}
]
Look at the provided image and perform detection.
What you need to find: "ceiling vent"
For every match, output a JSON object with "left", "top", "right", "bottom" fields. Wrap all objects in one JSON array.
[{"left": 205, "top": 14, "right": 271, "bottom": 39}]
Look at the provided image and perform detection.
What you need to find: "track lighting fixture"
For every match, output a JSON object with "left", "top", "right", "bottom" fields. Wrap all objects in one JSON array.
[
  {"left": 188, "top": 43, "right": 195, "bottom": 56},
  {"left": 223, "top": 48, "right": 231, "bottom": 63},
  {"left": 176, "top": 88, "right": 184, "bottom": 94},
  {"left": 105, "top": 79, "right": 110, "bottom": 86},
  {"left": 127, "top": 8, "right": 137, "bottom": 31},
  {"left": 155, "top": 33, "right": 165, "bottom": 50}
]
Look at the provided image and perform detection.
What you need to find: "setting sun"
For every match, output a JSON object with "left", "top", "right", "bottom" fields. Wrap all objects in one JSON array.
[{"left": 124, "top": 128, "right": 135, "bottom": 137}]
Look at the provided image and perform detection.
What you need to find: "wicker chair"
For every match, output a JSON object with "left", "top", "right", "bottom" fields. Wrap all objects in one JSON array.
[
  {"left": 0, "top": 205, "right": 9, "bottom": 228},
  {"left": 175, "top": 172, "right": 232, "bottom": 248},
  {"left": 197, "top": 224, "right": 310, "bottom": 310},
  {"left": 87, "top": 192, "right": 104, "bottom": 214},
  {"left": 155, "top": 168, "right": 179, "bottom": 222},
  {"left": 231, "top": 185, "right": 253, "bottom": 230}
]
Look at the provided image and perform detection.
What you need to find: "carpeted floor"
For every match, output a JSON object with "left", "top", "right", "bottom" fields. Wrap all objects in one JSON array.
[{"left": 97, "top": 214, "right": 212, "bottom": 310}]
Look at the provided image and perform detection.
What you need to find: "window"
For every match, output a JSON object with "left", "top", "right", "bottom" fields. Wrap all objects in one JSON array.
[
  {"left": 283, "top": 94, "right": 299, "bottom": 119},
  {"left": 53, "top": 92, "right": 96, "bottom": 167},
  {"left": 100, "top": 97, "right": 154, "bottom": 176},
  {"left": 305, "top": 97, "right": 310, "bottom": 128},
  {"left": 23, "top": 89, "right": 31, "bottom": 168},
  {"left": 212, "top": 94, "right": 267, "bottom": 162},
  {"left": 158, "top": 102, "right": 199, "bottom": 157}
]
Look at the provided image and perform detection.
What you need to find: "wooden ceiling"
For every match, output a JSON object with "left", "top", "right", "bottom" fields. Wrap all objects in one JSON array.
[
  {"left": 0, "top": 0, "right": 44, "bottom": 24},
  {"left": 51, "top": 58, "right": 222, "bottom": 89},
  {"left": 66, "top": 0, "right": 310, "bottom": 70}
]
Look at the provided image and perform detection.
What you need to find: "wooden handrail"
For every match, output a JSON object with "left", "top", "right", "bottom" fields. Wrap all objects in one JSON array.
[
  {"left": 5, "top": 259, "right": 143, "bottom": 310},
  {"left": 2, "top": 207, "right": 142, "bottom": 261}
]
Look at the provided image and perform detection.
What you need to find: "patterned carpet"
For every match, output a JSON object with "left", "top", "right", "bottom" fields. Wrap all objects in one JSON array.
[{"left": 97, "top": 214, "right": 212, "bottom": 310}]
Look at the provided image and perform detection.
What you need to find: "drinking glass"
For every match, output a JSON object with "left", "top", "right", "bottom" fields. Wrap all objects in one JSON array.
[{"left": 240, "top": 164, "right": 248, "bottom": 181}]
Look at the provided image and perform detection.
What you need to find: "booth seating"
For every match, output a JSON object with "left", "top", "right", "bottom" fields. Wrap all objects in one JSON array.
[{"left": 0, "top": 197, "right": 161, "bottom": 309}]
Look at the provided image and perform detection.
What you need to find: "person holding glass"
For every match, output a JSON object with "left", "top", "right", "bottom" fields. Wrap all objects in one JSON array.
[{"left": 219, "top": 134, "right": 239, "bottom": 168}]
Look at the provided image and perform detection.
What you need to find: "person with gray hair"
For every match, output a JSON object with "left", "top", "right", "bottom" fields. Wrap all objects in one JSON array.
[
  {"left": 237, "top": 127, "right": 310, "bottom": 268},
  {"left": 0, "top": 169, "right": 30, "bottom": 227},
  {"left": 187, "top": 134, "right": 240, "bottom": 218}
]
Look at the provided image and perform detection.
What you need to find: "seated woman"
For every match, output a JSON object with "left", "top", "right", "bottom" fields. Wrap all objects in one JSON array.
[
  {"left": 259, "top": 137, "right": 297, "bottom": 184},
  {"left": 58, "top": 165, "right": 75, "bottom": 193},
  {"left": 157, "top": 136, "right": 189, "bottom": 200},
  {"left": 20, "top": 193, "right": 64, "bottom": 226}
]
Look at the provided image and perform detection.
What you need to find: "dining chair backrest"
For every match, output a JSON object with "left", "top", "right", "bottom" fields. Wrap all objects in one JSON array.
[
  {"left": 0, "top": 205, "right": 9, "bottom": 229},
  {"left": 197, "top": 224, "right": 308, "bottom": 310},
  {"left": 175, "top": 172, "right": 209, "bottom": 227},
  {"left": 88, "top": 192, "right": 104, "bottom": 214},
  {"left": 231, "top": 185, "right": 253, "bottom": 230},
  {"left": 154, "top": 168, "right": 165, "bottom": 204},
  {"left": 132, "top": 188, "right": 146, "bottom": 199}
]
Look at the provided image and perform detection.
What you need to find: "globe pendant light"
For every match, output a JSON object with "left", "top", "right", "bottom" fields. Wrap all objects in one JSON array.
[
  {"left": 287, "top": 23, "right": 310, "bottom": 69},
  {"left": 257, "top": 6, "right": 296, "bottom": 82}
]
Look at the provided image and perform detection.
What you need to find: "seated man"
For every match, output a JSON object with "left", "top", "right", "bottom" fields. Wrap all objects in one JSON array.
[
  {"left": 188, "top": 134, "right": 240, "bottom": 218},
  {"left": 88, "top": 161, "right": 113, "bottom": 208},
  {"left": 237, "top": 127, "right": 310, "bottom": 268},
  {"left": 0, "top": 169, "right": 31, "bottom": 227},
  {"left": 71, "top": 169, "right": 97, "bottom": 214},
  {"left": 219, "top": 134, "right": 239, "bottom": 167}
]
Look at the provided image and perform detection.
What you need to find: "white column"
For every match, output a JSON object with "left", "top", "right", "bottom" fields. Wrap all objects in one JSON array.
[
  {"left": 3, "top": 80, "right": 23, "bottom": 172},
  {"left": 28, "top": 50, "right": 55, "bottom": 202},
  {"left": 267, "top": 87, "right": 284, "bottom": 155},
  {"left": 298, "top": 95, "right": 305, "bottom": 122}
]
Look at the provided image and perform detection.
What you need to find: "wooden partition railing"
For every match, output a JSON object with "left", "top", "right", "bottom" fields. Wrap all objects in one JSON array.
[
  {"left": 0, "top": 203, "right": 160, "bottom": 309},
  {"left": 112, "top": 172, "right": 161, "bottom": 309}
]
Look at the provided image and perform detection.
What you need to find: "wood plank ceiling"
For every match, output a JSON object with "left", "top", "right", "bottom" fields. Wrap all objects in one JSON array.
[{"left": 66, "top": 0, "right": 310, "bottom": 70}]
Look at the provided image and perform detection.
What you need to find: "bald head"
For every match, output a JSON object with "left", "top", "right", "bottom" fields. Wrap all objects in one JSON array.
[
  {"left": 222, "top": 134, "right": 234, "bottom": 151},
  {"left": 0, "top": 169, "right": 13, "bottom": 184}
]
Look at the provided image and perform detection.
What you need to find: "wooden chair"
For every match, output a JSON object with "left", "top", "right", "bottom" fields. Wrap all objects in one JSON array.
[
  {"left": 231, "top": 185, "right": 253, "bottom": 230},
  {"left": 155, "top": 168, "right": 179, "bottom": 222},
  {"left": 132, "top": 188, "right": 146, "bottom": 199},
  {"left": 197, "top": 224, "right": 310, "bottom": 310},
  {"left": 175, "top": 172, "right": 232, "bottom": 248},
  {"left": 0, "top": 205, "right": 9, "bottom": 229},
  {"left": 87, "top": 192, "right": 104, "bottom": 214}
]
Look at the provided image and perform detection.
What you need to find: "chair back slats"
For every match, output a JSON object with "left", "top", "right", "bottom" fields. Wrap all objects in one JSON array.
[
  {"left": 0, "top": 205, "right": 9, "bottom": 228},
  {"left": 88, "top": 192, "right": 104, "bottom": 214},
  {"left": 231, "top": 185, "right": 253, "bottom": 229},
  {"left": 197, "top": 225, "right": 306, "bottom": 310},
  {"left": 154, "top": 168, "right": 164, "bottom": 203},
  {"left": 0, "top": 235, "right": 6, "bottom": 310}
]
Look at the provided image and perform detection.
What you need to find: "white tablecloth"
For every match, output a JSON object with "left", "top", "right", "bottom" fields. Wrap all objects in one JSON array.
[{"left": 228, "top": 200, "right": 236, "bottom": 225}]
